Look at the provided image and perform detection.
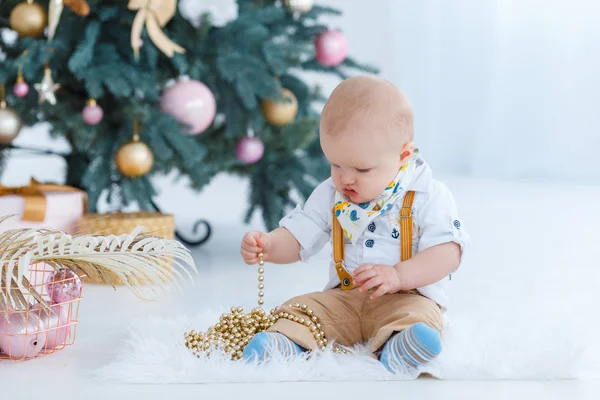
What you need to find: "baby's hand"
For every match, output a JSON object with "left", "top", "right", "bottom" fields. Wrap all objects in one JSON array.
[
  {"left": 240, "top": 231, "right": 272, "bottom": 265},
  {"left": 352, "top": 264, "right": 402, "bottom": 300}
]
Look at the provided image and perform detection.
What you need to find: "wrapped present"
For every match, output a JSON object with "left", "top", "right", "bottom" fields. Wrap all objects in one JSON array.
[{"left": 0, "top": 178, "right": 87, "bottom": 235}]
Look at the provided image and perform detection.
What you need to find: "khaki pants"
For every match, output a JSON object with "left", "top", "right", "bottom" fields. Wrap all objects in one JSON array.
[{"left": 267, "top": 288, "right": 443, "bottom": 356}]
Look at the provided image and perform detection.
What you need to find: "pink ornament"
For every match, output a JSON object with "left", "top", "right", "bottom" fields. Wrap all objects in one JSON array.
[
  {"left": 13, "top": 81, "right": 29, "bottom": 98},
  {"left": 236, "top": 137, "right": 264, "bottom": 164},
  {"left": 46, "top": 268, "right": 82, "bottom": 305},
  {"left": 31, "top": 304, "right": 70, "bottom": 349},
  {"left": 160, "top": 79, "right": 216, "bottom": 135},
  {"left": 82, "top": 99, "right": 104, "bottom": 125},
  {"left": 28, "top": 262, "right": 53, "bottom": 288},
  {"left": 0, "top": 312, "right": 47, "bottom": 359},
  {"left": 315, "top": 30, "right": 348, "bottom": 67}
]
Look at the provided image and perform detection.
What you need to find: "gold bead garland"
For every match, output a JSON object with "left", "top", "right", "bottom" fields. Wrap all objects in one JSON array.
[
  {"left": 184, "top": 253, "right": 348, "bottom": 360},
  {"left": 257, "top": 253, "right": 265, "bottom": 306}
]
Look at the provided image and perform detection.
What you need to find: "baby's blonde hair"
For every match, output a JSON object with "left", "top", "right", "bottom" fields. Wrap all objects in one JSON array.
[{"left": 321, "top": 75, "right": 414, "bottom": 146}]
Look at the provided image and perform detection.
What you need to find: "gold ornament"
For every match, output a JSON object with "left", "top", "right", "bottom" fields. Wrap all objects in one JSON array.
[
  {"left": 184, "top": 253, "right": 348, "bottom": 361},
  {"left": 128, "top": 0, "right": 185, "bottom": 59},
  {"left": 9, "top": 0, "right": 48, "bottom": 38},
  {"left": 34, "top": 64, "right": 61, "bottom": 105},
  {"left": 64, "top": 0, "right": 90, "bottom": 16},
  {"left": 115, "top": 120, "right": 154, "bottom": 178},
  {"left": 260, "top": 88, "right": 298, "bottom": 126},
  {"left": 0, "top": 85, "right": 23, "bottom": 145},
  {"left": 283, "top": 0, "right": 314, "bottom": 14}
]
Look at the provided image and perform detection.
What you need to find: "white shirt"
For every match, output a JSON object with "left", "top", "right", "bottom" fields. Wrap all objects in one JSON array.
[{"left": 279, "top": 156, "right": 470, "bottom": 310}]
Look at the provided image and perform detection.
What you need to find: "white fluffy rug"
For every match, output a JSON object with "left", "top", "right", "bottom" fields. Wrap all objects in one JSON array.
[{"left": 96, "top": 299, "right": 598, "bottom": 383}]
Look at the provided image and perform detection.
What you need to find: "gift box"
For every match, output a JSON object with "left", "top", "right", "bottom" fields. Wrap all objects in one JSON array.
[{"left": 0, "top": 178, "right": 87, "bottom": 235}]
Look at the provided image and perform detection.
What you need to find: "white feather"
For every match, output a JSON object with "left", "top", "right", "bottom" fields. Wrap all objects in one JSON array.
[{"left": 0, "top": 218, "right": 197, "bottom": 310}]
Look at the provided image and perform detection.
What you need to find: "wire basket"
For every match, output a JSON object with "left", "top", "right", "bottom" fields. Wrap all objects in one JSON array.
[
  {"left": 77, "top": 211, "right": 175, "bottom": 285},
  {"left": 0, "top": 263, "right": 84, "bottom": 361}
]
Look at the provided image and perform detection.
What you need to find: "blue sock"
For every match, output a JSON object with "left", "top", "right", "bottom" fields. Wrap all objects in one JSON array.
[
  {"left": 242, "top": 332, "right": 303, "bottom": 362},
  {"left": 380, "top": 322, "right": 442, "bottom": 372}
]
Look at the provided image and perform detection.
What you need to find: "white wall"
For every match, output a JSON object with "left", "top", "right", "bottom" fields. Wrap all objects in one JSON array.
[
  {"left": 321, "top": 0, "right": 600, "bottom": 181},
  {"left": 3, "top": 0, "right": 600, "bottom": 196}
]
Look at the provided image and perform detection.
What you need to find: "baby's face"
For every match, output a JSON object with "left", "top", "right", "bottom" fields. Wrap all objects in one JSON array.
[
  {"left": 321, "top": 128, "right": 404, "bottom": 204},
  {"left": 319, "top": 76, "right": 414, "bottom": 204}
]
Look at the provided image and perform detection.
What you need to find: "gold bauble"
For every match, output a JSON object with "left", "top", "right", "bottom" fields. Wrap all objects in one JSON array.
[
  {"left": 115, "top": 137, "right": 154, "bottom": 178},
  {"left": 9, "top": 0, "right": 48, "bottom": 38},
  {"left": 64, "top": 0, "right": 91, "bottom": 17},
  {"left": 260, "top": 88, "right": 298, "bottom": 126}
]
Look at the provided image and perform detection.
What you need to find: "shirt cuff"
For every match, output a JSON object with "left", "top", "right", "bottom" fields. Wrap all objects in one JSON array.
[{"left": 418, "top": 217, "right": 470, "bottom": 271}]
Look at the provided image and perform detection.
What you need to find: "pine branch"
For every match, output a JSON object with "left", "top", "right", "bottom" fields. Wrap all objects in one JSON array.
[
  {"left": 303, "top": 5, "right": 343, "bottom": 18},
  {"left": 343, "top": 57, "right": 380, "bottom": 74},
  {"left": 0, "top": 150, "right": 6, "bottom": 176},
  {"left": 0, "top": 144, "right": 69, "bottom": 158}
]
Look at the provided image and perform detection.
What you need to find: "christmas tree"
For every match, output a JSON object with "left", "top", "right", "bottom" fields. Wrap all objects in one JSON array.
[{"left": 0, "top": 0, "right": 376, "bottom": 243}]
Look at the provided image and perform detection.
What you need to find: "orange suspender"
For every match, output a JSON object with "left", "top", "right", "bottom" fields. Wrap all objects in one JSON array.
[{"left": 332, "top": 191, "right": 416, "bottom": 290}]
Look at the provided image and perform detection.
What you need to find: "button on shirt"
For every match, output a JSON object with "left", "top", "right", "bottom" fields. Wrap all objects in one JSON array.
[{"left": 279, "top": 156, "right": 470, "bottom": 310}]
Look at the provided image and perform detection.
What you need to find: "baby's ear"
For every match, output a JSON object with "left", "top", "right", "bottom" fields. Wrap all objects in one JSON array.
[{"left": 400, "top": 141, "right": 414, "bottom": 162}]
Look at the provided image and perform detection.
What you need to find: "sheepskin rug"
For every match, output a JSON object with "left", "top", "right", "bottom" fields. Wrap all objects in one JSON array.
[{"left": 96, "top": 293, "right": 598, "bottom": 383}]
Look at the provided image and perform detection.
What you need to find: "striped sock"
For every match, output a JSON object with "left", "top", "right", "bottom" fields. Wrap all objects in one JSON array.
[
  {"left": 379, "top": 322, "right": 442, "bottom": 372},
  {"left": 242, "top": 332, "right": 303, "bottom": 362}
]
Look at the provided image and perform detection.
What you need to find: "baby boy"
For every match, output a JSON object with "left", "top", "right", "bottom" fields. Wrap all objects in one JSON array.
[{"left": 240, "top": 76, "right": 469, "bottom": 372}]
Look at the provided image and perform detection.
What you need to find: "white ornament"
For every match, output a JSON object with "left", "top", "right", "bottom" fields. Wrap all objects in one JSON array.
[
  {"left": 179, "top": 0, "right": 238, "bottom": 27},
  {"left": 0, "top": 28, "right": 18, "bottom": 45},
  {"left": 283, "top": 0, "right": 314, "bottom": 14},
  {"left": 47, "top": 0, "right": 64, "bottom": 41},
  {"left": 34, "top": 66, "right": 61, "bottom": 105}
]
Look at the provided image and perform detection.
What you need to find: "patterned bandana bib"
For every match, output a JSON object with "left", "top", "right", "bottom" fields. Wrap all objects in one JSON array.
[{"left": 333, "top": 155, "right": 417, "bottom": 244}]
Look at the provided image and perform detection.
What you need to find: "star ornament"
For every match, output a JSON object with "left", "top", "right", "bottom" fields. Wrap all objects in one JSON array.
[{"left": 34, "top": 65, "right": 61, "bottom": 105}]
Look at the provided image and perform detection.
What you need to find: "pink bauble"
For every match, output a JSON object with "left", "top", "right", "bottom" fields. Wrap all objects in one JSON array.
[
  {"left": 160, "top": 79, "right": 216, "bottom": 135},
  {"left": 31, "top": 304, "right": 70, "bottom": 349},
  {"left": 13, "top": 81, "right": 29, "bottom": 98},
  {"left": 315, "top": 30, "right": 348, "bottom": 67},
  {"left": 236, "top": 137, "right": 264, "bottom": 164},
  {"left": 46, "top": 268, "right": 82, "bottom": 305},
  {"left": 82, "top": 103, "right": 104, "bottom": 125},
  {"left": 0, "top": 312, "right": 47, "bottom": 359},
  {"left": 28, "top": 262, "right": 53, "bottom": 288}
]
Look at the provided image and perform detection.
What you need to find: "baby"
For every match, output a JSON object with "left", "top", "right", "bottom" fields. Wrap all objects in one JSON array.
[{"left": 240, "top": 76, "right": 469, "bottom": 372}]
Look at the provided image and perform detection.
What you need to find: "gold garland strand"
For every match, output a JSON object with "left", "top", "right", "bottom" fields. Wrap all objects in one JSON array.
[{"left": 184, "top": 253, "right": 348, "bottom": 360}]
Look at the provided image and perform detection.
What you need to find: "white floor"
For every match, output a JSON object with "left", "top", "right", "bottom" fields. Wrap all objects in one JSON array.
[{"left": 1, "top": 175, "right": 599, "bottom": 399}]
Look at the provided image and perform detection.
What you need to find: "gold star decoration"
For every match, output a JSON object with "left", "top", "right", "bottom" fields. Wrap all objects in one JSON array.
[{"left": 34, "top": 64, "right": 61, "bottom": 105}]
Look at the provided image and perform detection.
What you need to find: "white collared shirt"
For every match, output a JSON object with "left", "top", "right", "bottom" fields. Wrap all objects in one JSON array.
[{"left": 279, "top": 156, "right": 470, "bottom": 310}]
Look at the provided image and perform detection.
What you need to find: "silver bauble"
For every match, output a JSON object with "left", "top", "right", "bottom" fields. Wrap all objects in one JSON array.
[
  {"left": 283, "top": 0, "right": 313, "bottom": 14},
  {"left": 0, "top": 105, "right": 23, "bottom": 144}
]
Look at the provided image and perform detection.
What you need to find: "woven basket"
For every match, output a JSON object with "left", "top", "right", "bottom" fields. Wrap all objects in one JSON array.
[{"left": 77, "top": 211, "right": 175, "bottom": 285}]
